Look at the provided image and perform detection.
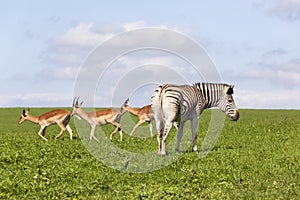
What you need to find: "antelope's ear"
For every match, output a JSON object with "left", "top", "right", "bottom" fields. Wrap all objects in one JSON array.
[
  {"left": 227, "top": 85, "right": 234, "bottom": 95},
  {"left": 124, "top": 98, "right": 129, "bottom": 105},
  {"left": 22, "top": 109, "right": 27, "bottom": 117},
  {"left": 80, "top": 101, "right": 83, "bottom": 106}
]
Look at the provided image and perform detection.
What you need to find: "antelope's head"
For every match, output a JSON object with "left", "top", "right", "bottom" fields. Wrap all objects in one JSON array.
[
  {"left": 18, "top": 109, "right": 30, "bottom": 124},
  {"left": 71, "top": 97, "right": 83, "bottom": 116},
  {"left": 120, "top": 98, "right": 129, "bottom": 114},
  {"left": 218, "top": 85, "right": 240, "bottom": 121}
]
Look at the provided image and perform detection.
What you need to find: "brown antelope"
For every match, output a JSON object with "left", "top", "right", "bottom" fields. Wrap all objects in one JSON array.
[
  {"left": 126, "top": 102, "right": 178, "bottom": 137},
  {"left": 71, "top": 97, "right": 128, "bottom": 142},
  {"left": 18, "top": 109, "right": 73, "bottom": 141}
]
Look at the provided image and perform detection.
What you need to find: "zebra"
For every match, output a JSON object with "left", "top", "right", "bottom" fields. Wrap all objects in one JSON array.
[{"left": 151, "top": 83, "right": 239, "bottom": 156}]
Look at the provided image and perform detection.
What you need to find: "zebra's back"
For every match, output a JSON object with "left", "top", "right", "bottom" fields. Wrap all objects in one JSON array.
[{"left": 151, "top": 84, "right": 202, "bottom": 123}]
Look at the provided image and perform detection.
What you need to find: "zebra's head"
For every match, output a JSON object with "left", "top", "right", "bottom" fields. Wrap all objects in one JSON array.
[{"left": 218, "top": 85, "right": 239, "bottom": 121}]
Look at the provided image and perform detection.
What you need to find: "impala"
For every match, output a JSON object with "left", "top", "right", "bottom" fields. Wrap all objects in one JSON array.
[
  {"left": 18, "top": 109, "right": 73, "bottom": 141},
  {"left": 126, "top": 101, "right": 178, "bottom": 137},
  {"left": 71, "top": 97, "right": 128, "bottom": 142}
]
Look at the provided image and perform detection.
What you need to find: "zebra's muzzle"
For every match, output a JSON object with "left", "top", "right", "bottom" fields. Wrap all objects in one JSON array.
[{"left": 231, "top": 110, "right": 239, "bottom": 121}]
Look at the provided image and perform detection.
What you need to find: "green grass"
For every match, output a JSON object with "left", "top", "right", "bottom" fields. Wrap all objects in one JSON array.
[{"left": 0, "top": 108, "right": 299, "bottom": 199}]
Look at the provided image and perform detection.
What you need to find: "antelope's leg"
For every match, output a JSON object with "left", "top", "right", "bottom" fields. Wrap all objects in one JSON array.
[
  {"left": 90, "top": 125, "right": 99, "bottom": 142},
  {"left": 149, "top": 121, "right": 153, "bottom": 137},
  {"left": 66, "top": 124, "right": 73, "bottom": 140},
  {"left": 41, "top": 126, "right": 47, "bottom": 136},
  {"left": 55, "top": 124, "right": 73, "bottom": 140},
  {"left": 109, "top": 121, "right": 121, "bottom": 141},
  {"left": 173, "top": 122, "right": 179, "bottom": 131},
  {"left": 38, "top": 126, "right": 48, "bottom": 141},
  {"left": 119, "top": 129, "right": 123, "bottom": 142},
  {"left": 54, "top": 120, "right": 66, "bottom": 140},
  {"left": 129, "top": 119, "right": 146, "bottom": 137}
]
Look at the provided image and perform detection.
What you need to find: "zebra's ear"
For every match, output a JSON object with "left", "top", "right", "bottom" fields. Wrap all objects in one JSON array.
[{"left": 227, "top": 85, "right": 234, "bottom": 95}]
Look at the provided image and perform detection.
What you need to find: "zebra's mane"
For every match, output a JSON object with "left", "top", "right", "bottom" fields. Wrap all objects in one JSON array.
[
  {"left": 193, "top": 82, "right": 229, "bottom": 92},
  {"left": 192, "top": 83, "right": 230, "bottom": 107}
]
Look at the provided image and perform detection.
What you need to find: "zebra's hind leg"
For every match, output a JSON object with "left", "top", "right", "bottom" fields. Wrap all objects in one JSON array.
[
  {"left": 157, "top": 135, "right": 163, "bottom": 155},
  {"left": 160, "top": 120, "right": 173, "bottom": 155},
  {"left": 155, "top": 118, "right": 165, "bottom": 155},
  {"left": 175, "top": 121, "right": 185, "bottom": 152}
]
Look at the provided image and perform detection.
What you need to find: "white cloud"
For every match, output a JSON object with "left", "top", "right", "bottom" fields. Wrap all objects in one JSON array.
[
  {"left": 122, "top": 21, "right": 147, "bottom": 31},
  {"left": 243, "top": 68, "right": 300, "bottom": 85},
  {"left": 0, "top": 93, "right": 73, "bottom": 107},
  {"left": 241, "top": 59, "right": 300, "bottom": 87},
  {"left": 53, "top": 23, "right": 115, "bottom": 47},
  {"left": 38, "top": 21, "right": 203, "bottom": 107},
  {"left": 35, "top": 66, "right": 79, "bottom": 81},
  {"left": 51, "top": 20, "right": 175, "bottom": 49},
  {"left": 256, "top": 0, "right": 300, "bottom": 21},
  {"left": 236, "top": 89, "right": 300, "bottom": 109},
  {"left": 262, "top": 48, "right": 287, "bottom": 57},
  {"left": 39, "top": 21, "right": 198, "bottom": 82},
  {"left": 13, "top": 20, "right": 300, "bottom": 109}
]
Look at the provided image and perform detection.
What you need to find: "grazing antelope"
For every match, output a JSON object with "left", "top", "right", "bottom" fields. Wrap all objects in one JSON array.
[
  {"left": 18, "top": 109, "right": 73, "bottom": 141},
  {"left": 71, "top": 97, "right": 128, "bottom": 142},
  {"left": 126, "top": 103, "right": 178, "bottom": 137}
]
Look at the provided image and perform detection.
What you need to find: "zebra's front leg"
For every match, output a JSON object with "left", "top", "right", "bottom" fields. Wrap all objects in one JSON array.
[
  {"left": 191, "top": 118, "right": 200, "bottom": 152},
  {"left": 175, "top": 122, "right": 185, "bottom": 152}
]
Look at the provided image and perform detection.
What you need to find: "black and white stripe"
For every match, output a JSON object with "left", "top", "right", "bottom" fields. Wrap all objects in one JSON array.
[{"left": 151, "top": 83, "right": 239, "bottom": 155}]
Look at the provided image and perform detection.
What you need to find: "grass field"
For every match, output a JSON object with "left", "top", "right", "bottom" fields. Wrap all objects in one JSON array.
[{"left": 0, "top": 108, "right": 299, "bottom": 199}]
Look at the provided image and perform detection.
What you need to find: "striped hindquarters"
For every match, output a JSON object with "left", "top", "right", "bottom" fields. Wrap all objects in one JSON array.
[{"left": 151, "top": 84, "right": 201, "bottom": 122}]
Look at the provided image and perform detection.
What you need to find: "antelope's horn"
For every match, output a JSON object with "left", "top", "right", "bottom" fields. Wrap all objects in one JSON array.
[
  {"left": 72, "top": 97, "right": 76, "bottom": 106},
  {"left": 76, "top": 97, "right": 80, "bottom": 106}
]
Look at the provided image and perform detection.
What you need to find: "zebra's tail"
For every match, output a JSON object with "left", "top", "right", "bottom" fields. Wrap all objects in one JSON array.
[{"left": 151, "top": 85, "right": 168, "bottom": 135}]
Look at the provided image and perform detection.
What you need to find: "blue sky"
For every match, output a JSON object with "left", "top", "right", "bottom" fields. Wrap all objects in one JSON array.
[{"left": 1, "top": 0, "right": 300, "bottom": 108}]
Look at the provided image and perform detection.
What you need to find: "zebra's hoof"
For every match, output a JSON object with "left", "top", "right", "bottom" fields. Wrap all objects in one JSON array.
[{"left": 193, "top": 145, "right": 198, "bottom": 152}]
